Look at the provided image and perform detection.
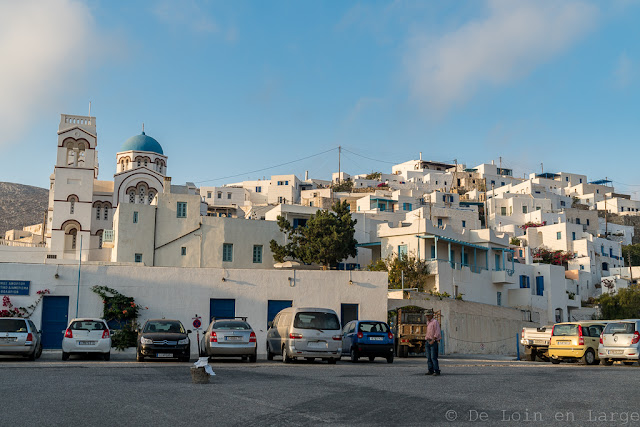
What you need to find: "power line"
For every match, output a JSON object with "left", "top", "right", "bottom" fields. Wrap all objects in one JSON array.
[
  {"left": 612, "top": 180, "right": 640, "bottom": 188},
  {"left": 194, "top": 147, "right": 338, "bottom": 184},
  {"left": 341, "top": 147, "right": 402, "bottom": 165}
]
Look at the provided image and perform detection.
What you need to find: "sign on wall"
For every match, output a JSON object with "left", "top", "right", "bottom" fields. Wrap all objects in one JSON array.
[{"left": 0, "top": 280, "right": 30, "bottom": 296}]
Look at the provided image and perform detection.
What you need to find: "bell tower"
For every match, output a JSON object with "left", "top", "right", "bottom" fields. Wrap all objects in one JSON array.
[{"left": 47, "top": 114, "right": 98, "bottom": 260}]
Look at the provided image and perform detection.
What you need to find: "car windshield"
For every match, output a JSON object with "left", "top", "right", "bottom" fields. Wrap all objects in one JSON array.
[
  {"left": 604, "top": 322, "right": 636, "bottom": 334},
  {"left": 358, "top": 322, "right": 389, "bottom": 333},
  {"left": 70, "top": 320, "right": 106, "bottom": 331},
  {"left": 293, "top": 312, "right": 340, "bottom": 330},
  {"left": 553, "top": 324, "right": 579, "bottom": 336},
  {"left": 0, "top": 319, "right": 28, "bottom": 333},
  {"left": 213, "top": 321, "right": 250, "bottom": 330},
  {"left": 144, "top": 321, "right": 185, "bottom": 333}
]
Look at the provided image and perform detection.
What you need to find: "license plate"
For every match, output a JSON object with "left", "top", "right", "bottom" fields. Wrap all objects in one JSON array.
[
  {"left": 609, "top": 350, "right": 624, "bottom": 355},
  {"left": 308, "top": 341, "right": 327, "bottom": 349},
  {"left": 156, "top": 353, "right": 173, "bottom": 358},
  {"left": 370, "top": 337, "right": 384, "bottom": 341},
  {"left": 78, "top": 341, "right": 96, "bottom": 345},
  {"left": 533, "top": 340, "right": 548, "bottom": 345},
  {"left": 226, "top": 336, "right": 242, "bottom": 341},
  {"left": 0, "top": 337, "right": 16, "bottom": 343},
  {"left": 558, "top": 341, "right": 570, "bottom": 345}
]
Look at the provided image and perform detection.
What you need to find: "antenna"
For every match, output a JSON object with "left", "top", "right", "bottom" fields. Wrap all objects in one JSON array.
[{"left": 142, "top": 122, "right": 145, "bottom": 133}]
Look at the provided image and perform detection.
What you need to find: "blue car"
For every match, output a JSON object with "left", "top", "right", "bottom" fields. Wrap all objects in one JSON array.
[{"left": 342, "top": 320, "right": 394, "bottom": 363}]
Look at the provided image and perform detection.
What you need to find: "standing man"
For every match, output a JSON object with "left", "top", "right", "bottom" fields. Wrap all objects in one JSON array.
[{"left": 424, "top": 309, "right": 441, "bottom": 376}]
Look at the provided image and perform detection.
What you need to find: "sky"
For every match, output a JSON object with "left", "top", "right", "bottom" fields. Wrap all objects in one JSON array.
[{"left": 1, "top": 0, "right": 640, "bottom": 197}]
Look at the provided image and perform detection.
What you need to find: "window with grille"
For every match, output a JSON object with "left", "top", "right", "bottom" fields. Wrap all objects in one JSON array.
[{"left": 253, "top": 245, "right": 263, "bottom": 263}]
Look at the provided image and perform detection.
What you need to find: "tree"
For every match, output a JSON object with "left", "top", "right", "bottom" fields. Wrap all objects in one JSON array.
[
  {"left": 365, "top": 171, "right": 382, "bottom": 180},
  {"left": 269, "top": 201, "right": 357, "bottom": 268},
  {"left": 331, "top": 180, "right": 353, "bottom": 192},
  {"left": 596, "top": 287, "right": 640, "bottom": 319},
  {"left": 622, "top": 244, "right": 640, "bottom": 266},
  {"left": 367, "top": 253, "right": 431, "bottom": 291}
]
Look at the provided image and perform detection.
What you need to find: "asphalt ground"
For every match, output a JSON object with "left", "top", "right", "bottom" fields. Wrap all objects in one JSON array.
[{"left": 1, "top": 353, "right": 640, "bottom": 426}]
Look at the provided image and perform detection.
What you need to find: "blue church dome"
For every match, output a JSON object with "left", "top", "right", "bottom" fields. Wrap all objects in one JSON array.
[{"left": 121, "top": 132, "right": 164, "bottom": 155}]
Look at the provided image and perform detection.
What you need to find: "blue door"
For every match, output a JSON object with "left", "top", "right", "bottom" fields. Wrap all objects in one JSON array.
[
  {"left": 209, "top": 299, "right": 235, "bottom": 322},
  {"left": 41, "top": 296, "right": 69, "bottom": 349},
  {"left": 267, "top": 300, "right": 292, "bottom": 327},
  {"left": 341, "top": 303, "right": 358, "bottom": 327}
]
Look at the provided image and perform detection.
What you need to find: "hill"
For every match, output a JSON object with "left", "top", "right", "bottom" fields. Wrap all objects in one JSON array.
[{"left": 0, "top": 182, "right": 49, "bottom": 238}]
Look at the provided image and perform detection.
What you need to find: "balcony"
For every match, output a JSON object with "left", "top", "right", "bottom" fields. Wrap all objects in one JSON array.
[
  {"left": 102, "top": 230, "right": 115, "bottom": 248},
  {"left": 492, "top": 269, "right": 516, "bottom": 284}
]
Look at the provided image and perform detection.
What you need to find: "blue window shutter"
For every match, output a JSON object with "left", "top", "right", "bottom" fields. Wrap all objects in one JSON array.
[{"left": 526, "top": 276, "right": 530, "bottom": 288}]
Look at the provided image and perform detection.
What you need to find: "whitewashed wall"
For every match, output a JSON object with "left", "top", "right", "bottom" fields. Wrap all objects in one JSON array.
[{"left": 0, "top": 263, "right": 388, "bottom": 357}]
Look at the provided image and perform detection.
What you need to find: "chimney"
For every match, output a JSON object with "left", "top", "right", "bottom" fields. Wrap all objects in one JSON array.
[
  {"left": 491, "top": 160, "right": 495, "bottom": 165},
  {"left": 419, "top": 152, "right": 422, "bottom": 161},
  {"left": 305, "top": 170, "right": 309, "bottom": 181},
  {"left": 164, "top": 177, "right": 172, "bottom": 193}
]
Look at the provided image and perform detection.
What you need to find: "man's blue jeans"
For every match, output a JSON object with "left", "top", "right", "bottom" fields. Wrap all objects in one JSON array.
[{"left": 426, "top": 341, "right": 440, "bottom": 373}]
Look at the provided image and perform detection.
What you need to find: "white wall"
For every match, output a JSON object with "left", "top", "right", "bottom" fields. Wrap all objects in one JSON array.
[{"left": 0, "top": 263, "right": 388, "bottom": 357}]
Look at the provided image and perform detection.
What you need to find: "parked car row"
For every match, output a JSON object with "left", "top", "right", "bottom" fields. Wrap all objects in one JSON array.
[{"left": 523, "top": 319, "right": 640, "bottom": 366}]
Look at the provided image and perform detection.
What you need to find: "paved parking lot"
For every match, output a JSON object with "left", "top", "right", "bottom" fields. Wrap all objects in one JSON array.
[{"left": 2, "top": 353, "right": 640, "bottom": 426}]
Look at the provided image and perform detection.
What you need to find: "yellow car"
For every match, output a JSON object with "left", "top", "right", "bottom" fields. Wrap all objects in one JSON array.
[{"left": 548, "top": 321, "right": 607, "bottom": 365}]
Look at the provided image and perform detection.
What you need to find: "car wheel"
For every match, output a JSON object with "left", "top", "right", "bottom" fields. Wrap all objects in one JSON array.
[
  {"left": 601, "top": 359, "right": 613, "bottom": 366},
  {"left": 103, "top": 352, "right": 111, "bottom": 361},
  {"left": 282, "top": 346, "right": 291, "bottom": 363},
  {"left": 582, "top": 349, "right": 596, "bottom": 365},
  {"left": 527, "top": 349, "right": 537, "bottom": 361},
  {"left": 328, "top": 358, "right": 337, "bottom": 364},
  {"left": 136, "top": 351, "right": 145, "bottom": 362},
  {"left": 266, "top": 343, "right": 274, "bottom": 361},
  {"left": 551, "top": 358, "right": 560, "bottom": 364},
  {"left": 387, "top": 355, "right": 394, "bottom": 364},
  {"left": 350, "top": 348, "right": 359, "bottom": 363},
  {"left": 36, "top": 344, "right": 43, "bottom": 359},
  {"left": 249, "top": 351, "right": 257, "bottom": 363},
  {"left": 62, "top": 352, "right": 69, "bottom": 361}
]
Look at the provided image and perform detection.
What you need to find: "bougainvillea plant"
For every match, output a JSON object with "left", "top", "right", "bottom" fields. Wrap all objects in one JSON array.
[
  {"left": 0, "top": 289, "right": 50, "bottom": 318},
  {"left": 531, "top": 247, "right": 575, "bottom": 266},
  {"left": 520, "top": 221, "right": 547, "bottom": 231},
  {"left": 91, "top": 285, "right": 147, "bottom": 350}
]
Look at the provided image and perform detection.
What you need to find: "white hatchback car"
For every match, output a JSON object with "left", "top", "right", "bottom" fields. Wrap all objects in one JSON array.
[{"left": 62, "top": 318, "right": 112, "bottom": 361}]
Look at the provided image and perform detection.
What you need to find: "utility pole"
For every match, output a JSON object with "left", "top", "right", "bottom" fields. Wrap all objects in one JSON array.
[
  {"left": 628, "top": 251, "right": 634, "bottom": 285},
  {"left": 338, "top": 145, "right": 342, "bottom": 184},
  {"left": 541, "top": 163, "right": 543, "bottom": 174},
  {"left": 604, "top": 177, "right": 608, "bottom": 237},
  {"left": 483, "top": 178, "right": 488, "bottom": 229}
]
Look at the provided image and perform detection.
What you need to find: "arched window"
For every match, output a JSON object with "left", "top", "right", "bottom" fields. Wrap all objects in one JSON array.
[
  {"left": 148, "top": 191, "right": 155, "bottom": 204},
  {"left": 69, "top": 196, "right": 77, "bottom": 214},
  {"left": 69, "top": 228, "right": 77, "bottom": 250},
  {"left": 97, "top": 231, "right": 103, "bottom": 249},
  {"left": 139, "top": 186, "right": 146, "bottom": 204},
  {"left": 103, "top": 206, "right": 109, "bottom": 220},
  {"left": 137, "top": 158, "right": 141, "bottom": 167},
  {"left": 144, "top": 159, "right": 148, "bottom": 167},
  {"left": 77, "top": 142, "right": 86, "bottom": 166},
  {"left": 129, "top": 190, "right": 136, "bottom": 203},
  {"left": 96, "top": 206, "right": 101, "bottom": 220}
]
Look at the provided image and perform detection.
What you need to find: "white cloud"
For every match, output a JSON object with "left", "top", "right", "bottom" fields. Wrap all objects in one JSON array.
[
  {"left": 405, "top": 0, "right": 598, "bottom": 114},
  {"left": 614, "top": 51, "right": 633, "bottom": 88},
  {"left": 0, "top": 0, "right": 104, "bottom": 147}
]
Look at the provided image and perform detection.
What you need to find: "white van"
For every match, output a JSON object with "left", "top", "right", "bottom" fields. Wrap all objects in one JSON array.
[{"left": 266, "top": 307, "right": 342, "bottom": 364}]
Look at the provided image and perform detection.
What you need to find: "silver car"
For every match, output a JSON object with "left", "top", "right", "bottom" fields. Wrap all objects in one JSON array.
[
  {"left": 599, "top": 319, "right": 640, "bottom": 366},
  {"left": 200, "top": 318, "right": 257, "bottom": 362},
  {"left": 266, "top": 307, "right": 342, "bottom": 364},
  {"left": 0, "top": 317, "right": 42, "bottom": 360}
]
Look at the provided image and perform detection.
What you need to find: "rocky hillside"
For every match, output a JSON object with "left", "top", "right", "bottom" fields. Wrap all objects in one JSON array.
[{"left": 0, "top": 182, "right": 49, "bottom": 237}]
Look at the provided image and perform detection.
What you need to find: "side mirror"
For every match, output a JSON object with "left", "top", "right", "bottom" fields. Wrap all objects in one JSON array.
[
  {"left": 187, "top": 330, "right": 193, "bottom": 334},
  {"left": 267, "top": 321, "right": 273, "bottom": 329}
]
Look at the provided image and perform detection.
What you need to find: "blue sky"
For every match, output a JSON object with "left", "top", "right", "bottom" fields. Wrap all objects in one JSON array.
[{"left": 1, "top": 0, "right": 640, "bottom": 197}]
